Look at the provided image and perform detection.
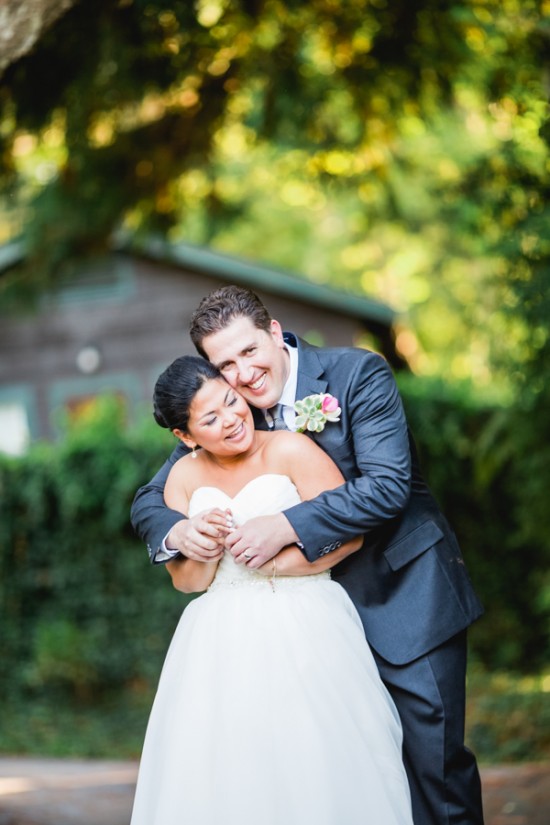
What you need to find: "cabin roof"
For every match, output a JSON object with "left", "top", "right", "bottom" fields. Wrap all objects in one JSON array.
[{"left": 123, "top": 236, "right": 396, "bottom": 327}]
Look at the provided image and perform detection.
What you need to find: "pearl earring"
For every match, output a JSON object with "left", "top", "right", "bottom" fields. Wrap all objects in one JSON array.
[{"left": 191, "top": 445, "right": 197, "bottom": 459}]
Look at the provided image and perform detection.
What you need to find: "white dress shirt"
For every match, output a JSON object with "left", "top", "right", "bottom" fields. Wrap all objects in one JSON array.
[{"left": 266, "top": 342, "right": 298, "bottom": 431}]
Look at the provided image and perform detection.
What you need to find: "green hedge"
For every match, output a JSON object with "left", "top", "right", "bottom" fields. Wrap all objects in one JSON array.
[
  {"left": 0, "top": 384, "right": 548, "bottom": 713},
  {"left": 0, "top": 399, "right": 192, "bottom": 704},
  {"left": 398, "top": 374, "right": 549, "bottom": 672}
]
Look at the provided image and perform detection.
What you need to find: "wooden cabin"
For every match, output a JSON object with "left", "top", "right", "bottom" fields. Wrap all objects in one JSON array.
[{"left": 0, "top": 237, "right": 403, "bottom": 455}]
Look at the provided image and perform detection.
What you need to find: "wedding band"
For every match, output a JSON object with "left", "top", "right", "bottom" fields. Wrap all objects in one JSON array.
[{"left": 243, "top": 552, "right": 252, "bottom": 559}]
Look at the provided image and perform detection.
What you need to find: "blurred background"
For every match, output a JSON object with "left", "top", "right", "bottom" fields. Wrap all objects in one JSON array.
[{"left": 0, "top": 0, "right": 548, "bottom": 772}]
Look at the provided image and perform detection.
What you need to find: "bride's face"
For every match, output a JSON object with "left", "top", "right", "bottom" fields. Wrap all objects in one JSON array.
[{"left": 185, "top": 377, "right": 255, "bottom": 456}]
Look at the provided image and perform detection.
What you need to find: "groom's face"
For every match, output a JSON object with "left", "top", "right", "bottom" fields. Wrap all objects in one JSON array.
[{"left": 201, "top": 316, "right": 290, "bottom": 410}]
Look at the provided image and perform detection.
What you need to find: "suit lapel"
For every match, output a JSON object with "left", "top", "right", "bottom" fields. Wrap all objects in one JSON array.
[
  {"left": 253, "top": 334, "right": 329, "bottom": 435},
  {"left": 289, "top": 334, "right": 328, "bottom": 400},
  {"left": 283, "top": 334, "right": 329, "bottom": 442},
  {"left": 288, "top": 334, "right": 350, "bottom": 457}
]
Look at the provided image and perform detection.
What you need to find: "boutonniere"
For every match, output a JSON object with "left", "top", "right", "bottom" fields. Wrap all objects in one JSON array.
[{"left": 294, "top": 393, "right": 341, "bottom": 433}]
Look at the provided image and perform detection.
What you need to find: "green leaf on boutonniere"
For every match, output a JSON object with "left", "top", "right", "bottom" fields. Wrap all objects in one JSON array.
[{"left": 294, "top": 393, "right": 341, "bottom": 433}]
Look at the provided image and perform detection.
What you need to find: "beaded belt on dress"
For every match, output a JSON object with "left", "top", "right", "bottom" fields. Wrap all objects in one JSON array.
[{"left": 208, "top": 570, "right": 331, "bottom": 593}]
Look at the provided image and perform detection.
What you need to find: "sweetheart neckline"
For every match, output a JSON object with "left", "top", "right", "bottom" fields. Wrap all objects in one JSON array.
[{"left": 190, "top": 473, "right": 297, "bottom": 503}]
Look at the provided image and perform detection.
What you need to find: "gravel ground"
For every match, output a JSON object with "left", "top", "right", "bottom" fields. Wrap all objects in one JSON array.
[{"left": 0, "top": 757, "right": 548, "bottom": 825}]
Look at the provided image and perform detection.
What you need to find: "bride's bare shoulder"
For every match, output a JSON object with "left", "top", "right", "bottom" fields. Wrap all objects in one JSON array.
[
  {"left": 262, "top": 430, "right": 312, "bottom": 458},
  {"left": 166, "top": 453, "right": 204, "bottom": 500}
]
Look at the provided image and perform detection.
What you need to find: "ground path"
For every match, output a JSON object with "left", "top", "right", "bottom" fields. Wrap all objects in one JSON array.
[{"left": 0, "top": 758, "right": 548, "bottom": 824}]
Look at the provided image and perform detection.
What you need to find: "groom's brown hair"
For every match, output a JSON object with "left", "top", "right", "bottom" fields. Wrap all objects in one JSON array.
[{"left": 190, "top": 285, "right": 272, "bottom": 358}]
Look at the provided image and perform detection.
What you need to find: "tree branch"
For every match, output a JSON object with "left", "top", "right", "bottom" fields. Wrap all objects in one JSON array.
[{"left": 0, "top": 0, "right": 76, "bottom": 76}]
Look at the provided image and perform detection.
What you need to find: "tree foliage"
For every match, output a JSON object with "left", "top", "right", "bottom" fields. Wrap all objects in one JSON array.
[{"left": 0, "top": 0, "right": 547, "bottom": 386}]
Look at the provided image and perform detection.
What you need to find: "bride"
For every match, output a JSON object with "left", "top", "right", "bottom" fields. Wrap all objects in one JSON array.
[{"left": 130, "top": 355, "right": 413, "bottom": 825}]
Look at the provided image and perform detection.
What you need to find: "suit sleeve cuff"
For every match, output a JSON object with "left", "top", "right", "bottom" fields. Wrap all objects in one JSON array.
[{"left": 284, "top": 503, "right": 342, "bottom": 562}]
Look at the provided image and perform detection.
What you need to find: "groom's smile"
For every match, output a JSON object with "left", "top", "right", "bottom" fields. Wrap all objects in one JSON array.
[{"left": 249, "top": 372, "right": 267, "bottom": 392}]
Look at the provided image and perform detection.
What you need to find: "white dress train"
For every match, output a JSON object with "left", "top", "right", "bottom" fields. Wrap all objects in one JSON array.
[{"left": 130, "top": 474, "right": 413, "bottom": 825}]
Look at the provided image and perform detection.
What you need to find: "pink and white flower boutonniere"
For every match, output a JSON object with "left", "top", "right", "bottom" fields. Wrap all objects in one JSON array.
[{"left": 294, "top": 393, "right": 341, "bottom": 433}]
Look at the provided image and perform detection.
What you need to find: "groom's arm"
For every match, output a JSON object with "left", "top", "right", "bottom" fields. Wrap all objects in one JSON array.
[
  {"left": 283, "top": 353, "right": 411, "bottom": 561},
  {"left": 131, "top": 442, "right": 230, "bottom": 564},
  {"left": 130, "top": 442, "right": 189, "bottom": 563},
  {"left": 284, "top": 353, "right": 411, "bottom": 561},
  {"left": 227, "top": 352, "right": 411, "bottom": 568}
]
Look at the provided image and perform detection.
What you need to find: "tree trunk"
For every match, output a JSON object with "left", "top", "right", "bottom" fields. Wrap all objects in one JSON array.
[{"left": 0, "top": 0, "right": 76, "bottom": 75}]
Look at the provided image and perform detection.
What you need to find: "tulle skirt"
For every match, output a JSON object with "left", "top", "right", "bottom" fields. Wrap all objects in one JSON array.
[{"left": 130, "top": 574, "right": 413, "bottom": 825}]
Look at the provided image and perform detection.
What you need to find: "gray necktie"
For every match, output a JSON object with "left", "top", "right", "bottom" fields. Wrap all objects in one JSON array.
[{"left": 269, "top": 404, "right": 289, "bottom": 431}]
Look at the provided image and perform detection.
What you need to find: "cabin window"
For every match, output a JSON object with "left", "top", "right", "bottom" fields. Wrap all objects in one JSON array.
[{"left": 0, "top": 399, "right": 31, "bottom": 456}]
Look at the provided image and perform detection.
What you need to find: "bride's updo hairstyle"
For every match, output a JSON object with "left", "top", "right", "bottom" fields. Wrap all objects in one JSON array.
[{"left": 153, "top": 356, "right": 221, "bottom": 433}]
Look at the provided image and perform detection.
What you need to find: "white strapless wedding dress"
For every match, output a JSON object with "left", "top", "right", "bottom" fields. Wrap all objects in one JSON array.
[{"left": 130, "top": 475, "right": 413, "bottom": 825}]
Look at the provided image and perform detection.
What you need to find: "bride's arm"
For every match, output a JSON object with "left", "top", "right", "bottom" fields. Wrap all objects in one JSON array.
[
  {"left": 166, "top": 553, "right": 220, "bottom": 594},
  {"left": 164, "top": 459, "right": 223, "bottom": 594},
  {"left": 257, "top": 537, "right": 362, "bottom": 577}
]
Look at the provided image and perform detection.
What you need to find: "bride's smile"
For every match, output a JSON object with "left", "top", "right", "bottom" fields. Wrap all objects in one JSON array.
[{"left": 225, "top": 421, "right": 246, "bottom": 442}]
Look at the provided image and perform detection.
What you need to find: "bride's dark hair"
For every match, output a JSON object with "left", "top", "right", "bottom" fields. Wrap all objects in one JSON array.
[{"left": 153, "top": 356, "right": 221, "bottom": 432}]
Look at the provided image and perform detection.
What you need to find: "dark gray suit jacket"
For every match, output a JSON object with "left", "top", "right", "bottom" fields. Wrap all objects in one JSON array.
[{"left": 131, "top": 334, "right": 483, "bottom": 665}]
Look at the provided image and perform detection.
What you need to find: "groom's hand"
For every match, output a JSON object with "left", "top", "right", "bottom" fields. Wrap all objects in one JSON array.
[
  {"left": 167, "top": 509, "right": 232, "bottom": 562},
  {"left": 226, "top": 514, "right": 299, "bottom": 569}
]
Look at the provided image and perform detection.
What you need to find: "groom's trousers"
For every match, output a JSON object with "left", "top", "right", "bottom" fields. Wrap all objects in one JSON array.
[{"left": 373, "top": 630, "right": 484, "bottom": 825}]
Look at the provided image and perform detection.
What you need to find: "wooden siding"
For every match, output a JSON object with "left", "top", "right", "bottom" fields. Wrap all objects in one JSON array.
[{"left": 0, "top": 251, "right": 396, "bottom": 445}]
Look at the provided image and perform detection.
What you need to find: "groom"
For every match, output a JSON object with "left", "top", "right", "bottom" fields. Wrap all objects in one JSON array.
[{"left": 131, "top": 285, "right": 485, "bottom": 825}]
